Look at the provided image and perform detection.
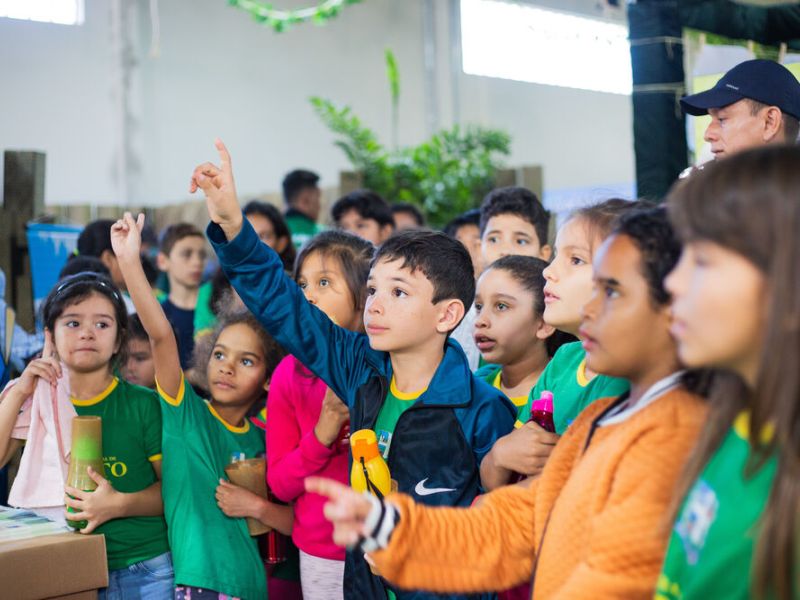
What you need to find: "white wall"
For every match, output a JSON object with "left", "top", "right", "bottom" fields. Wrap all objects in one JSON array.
[
  {"left": 0, "top": 0, "right": 635, "bottom": 209},
  {"left": 0, "top": 2, "right": 120, "bottom": 205}
]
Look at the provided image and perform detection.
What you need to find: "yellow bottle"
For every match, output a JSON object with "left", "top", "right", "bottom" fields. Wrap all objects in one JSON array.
[{"left": 349, "top": 429, "right": 392, "bottom": 498}]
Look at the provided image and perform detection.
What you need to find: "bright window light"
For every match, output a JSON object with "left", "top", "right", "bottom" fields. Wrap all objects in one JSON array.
[
  {"left": 0, "top": 0, "right": 84, "bottom": 25},
  {"left": 461, "top": 0, "right": 632, "bottom": 95}
]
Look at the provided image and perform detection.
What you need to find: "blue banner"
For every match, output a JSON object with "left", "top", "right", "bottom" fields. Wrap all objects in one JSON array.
[{"left": 26, "top": 223, "right": 83, "bottom": 322}]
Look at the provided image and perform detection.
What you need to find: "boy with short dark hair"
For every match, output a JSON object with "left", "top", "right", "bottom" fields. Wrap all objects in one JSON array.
[
  {"left": 450, "top": 189, "right": 553, "bottom": 369},
  {"left": 391, "top": 202, "right": 426, "bottom": 231},
  {"left": 192, "top": 141, "right": 515, "bottom": 600},
  {"left": 282, "top": 169, "right": 323, "bottom": 249},
  {"left": 157, "top": 223, "right": 207, "bottom": 369},
  {"left": 479, "top": 187, "right": 551, "bottom": 265},
  {"left": 332, "top": 189, "right": 396, "bottom": 246}
]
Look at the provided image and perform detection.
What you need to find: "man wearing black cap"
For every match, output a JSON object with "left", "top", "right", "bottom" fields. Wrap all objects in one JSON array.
[{"left": 681, "top": 59, "right": 800, "bottom": 160}]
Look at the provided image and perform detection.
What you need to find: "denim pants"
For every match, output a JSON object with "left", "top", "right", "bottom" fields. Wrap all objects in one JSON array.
[{"left": 99, "top": 551, "right": 174, "bottom": 600}]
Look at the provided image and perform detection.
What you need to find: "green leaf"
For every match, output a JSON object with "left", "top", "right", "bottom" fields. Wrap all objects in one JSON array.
[
  {"left": 309, "top": 64, "right": 511, "bottom": 226},
  {"left": 385, "top": 49, "right": 400, "bottom": 104}
]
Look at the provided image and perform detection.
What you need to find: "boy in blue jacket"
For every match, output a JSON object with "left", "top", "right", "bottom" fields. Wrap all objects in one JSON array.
[{"left": 191, "top": 141, "right": 516, "bottom": 600}]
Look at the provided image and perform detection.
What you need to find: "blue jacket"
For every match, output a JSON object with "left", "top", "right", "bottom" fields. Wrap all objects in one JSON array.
[{"left": 209, "top": 220, "right": 516, "bottom": 600}]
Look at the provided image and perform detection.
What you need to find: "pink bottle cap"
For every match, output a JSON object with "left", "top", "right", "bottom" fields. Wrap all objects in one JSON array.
[{"left": 538, "top": 391, "right": 554, "bottom": 414}]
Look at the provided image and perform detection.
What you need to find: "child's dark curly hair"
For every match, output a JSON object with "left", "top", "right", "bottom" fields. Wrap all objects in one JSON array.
[{"left": 188, "top": 299, "right": 285, "bottom": 396}]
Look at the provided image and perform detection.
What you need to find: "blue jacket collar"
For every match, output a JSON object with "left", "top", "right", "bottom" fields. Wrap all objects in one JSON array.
[{"left": 384, "top": 338, "right": 474, "bottom": 409}]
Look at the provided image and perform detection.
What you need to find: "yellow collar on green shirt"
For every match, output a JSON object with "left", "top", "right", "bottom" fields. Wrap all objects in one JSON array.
[
  {"left": 732, "top": 411, "right": 774, "bottom": 445},
  {"left": 492, "top": 370, "right": 528, "bottom": 408},
  {"left": 390, "top": 376, "right": 426, "bottom": 401},
  {"left": 206, "top": 401, "right": 251, "bottom": 434},
  {"left": 576, "top": 358, "right": 590, "bottom": 387},
  {"left": 71, "top": 377, "right": 119, "bottom": 406}
]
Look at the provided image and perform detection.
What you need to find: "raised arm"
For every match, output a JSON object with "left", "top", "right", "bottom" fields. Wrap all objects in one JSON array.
[
  {"left": 111, "top": 213, "right": 182, "bottom": 398},
  {"left": 191, "top": 141, "right": 375, "bottom": 402},
  {"left": 190, "top": 139, "right": 244, "bottom": 242}
]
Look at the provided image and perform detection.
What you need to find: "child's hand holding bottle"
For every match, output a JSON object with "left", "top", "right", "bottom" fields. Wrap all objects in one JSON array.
[
  {"left": 216, "top": 479, "right": 265, "bottom": 520},
  {"left": 314, "top": 387, "right": 350, "bottom": 449},
  {"left": 64, "top": 465, "right": 124, "bottom": 534},
  {"left": 492, "top": 423, "right": 560, "bottom": 478}
]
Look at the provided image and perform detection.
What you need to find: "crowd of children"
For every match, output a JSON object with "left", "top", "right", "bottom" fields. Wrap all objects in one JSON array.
[{"left": 2, "top": 97, "right": 800, "bottom": 600}]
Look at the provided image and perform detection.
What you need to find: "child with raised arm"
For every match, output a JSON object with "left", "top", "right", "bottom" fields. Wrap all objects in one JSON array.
[
  {"left": 0, "top": 273, "right": 171, "bottom": 598},
  {"left": 112, "top": 213, "right": 291, "bottom": 600},
  {"left": 192, "top": 140, "right": 516, "bottom": 600}
]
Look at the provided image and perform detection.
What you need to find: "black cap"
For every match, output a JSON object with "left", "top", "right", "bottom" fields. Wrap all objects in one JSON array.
[{"left": 681, "top": 59, "right": 800, "bottom": 120}]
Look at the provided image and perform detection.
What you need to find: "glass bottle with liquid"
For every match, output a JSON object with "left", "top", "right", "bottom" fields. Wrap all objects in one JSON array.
[{"left": 66, "top": 416, "right": 104, "bottom": 530}]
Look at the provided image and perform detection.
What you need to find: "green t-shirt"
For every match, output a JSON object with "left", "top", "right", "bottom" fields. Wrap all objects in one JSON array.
[
  {"left": 158, "top": 374, "right": 267, "bottom": 600},
  {"left": 655, "top": 413, "right": 778, "bottom": 600},
  {"left": 374, "top": 377, "right": 425, "bottom": 460},
  {"left": 520, "top": 341, "right": 629, "bottom": 433},
  {"left": 71, "top": 377, "right": 169, "bottom": 571},
  {"left": 475, "top": 365, "right": 529, "bottom": 413},
  {"left": 193, "top": 281, "right": 216, "bottom": 339},
  {"left": 373, "top": 377, "right": 426, "bottom": 600},
  {"left": 285, "top": 211, "right": 324, "bottom": 249}
]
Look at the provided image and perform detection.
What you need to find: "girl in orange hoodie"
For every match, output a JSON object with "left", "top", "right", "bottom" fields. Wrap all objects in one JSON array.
[{"left": 308, "top": 207, "right": 708, "bottom": 599}]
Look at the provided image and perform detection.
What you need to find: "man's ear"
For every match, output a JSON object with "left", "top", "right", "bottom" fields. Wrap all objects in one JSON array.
[
  {"left": 535, "top": 320, "right": 556, "bottom": 341},
  {"left": 379, "top": 224, "right": 394, "bottom": 244},
  {"left": 763, "top": 106, "right": 783, "bottom": 143},
  {"left": 539, "top": 244, "right": 553, "bottom": 262},
  {"left": 436, "top": 299, "right": 466, "bottom": 334},
  {"left": 156, "top": 252, "right": 169, "bottom": 273}
]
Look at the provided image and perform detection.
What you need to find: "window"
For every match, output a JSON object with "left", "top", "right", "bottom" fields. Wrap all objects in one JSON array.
[
  {"left": 0, "top": 0, "right": 84, "bottom": 25},
  {"left": 460, "top": 0, "right": 632, "bottom": 95}
]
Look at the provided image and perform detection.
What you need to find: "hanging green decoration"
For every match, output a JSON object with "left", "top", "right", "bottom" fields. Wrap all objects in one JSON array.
[{"left": 227, "top": 0, "right": 363, "bottom": 33}]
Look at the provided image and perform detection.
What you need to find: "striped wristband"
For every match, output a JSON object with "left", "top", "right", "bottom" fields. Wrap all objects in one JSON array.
[{"left": 360, "top": 493, "right": 399, "bottom": 553}]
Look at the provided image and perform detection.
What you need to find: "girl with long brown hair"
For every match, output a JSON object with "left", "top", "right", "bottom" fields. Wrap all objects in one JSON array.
[{"left": 657, "top": 144, "right": 800, "bottom": 600}]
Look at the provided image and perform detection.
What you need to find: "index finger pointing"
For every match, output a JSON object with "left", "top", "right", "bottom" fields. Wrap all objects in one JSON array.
[{"left": 214, "top": 138, "right": 232, "bottom": 171}]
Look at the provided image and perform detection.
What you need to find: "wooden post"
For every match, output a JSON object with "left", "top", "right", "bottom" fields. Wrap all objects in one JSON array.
[{"left": 1, "top": 151, "right": 46, "bottom": 331}]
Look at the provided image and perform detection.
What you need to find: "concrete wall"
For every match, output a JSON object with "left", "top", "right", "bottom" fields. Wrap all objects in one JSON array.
[{"left": 0, "top": 0, "right": 636, "bottom": 210}]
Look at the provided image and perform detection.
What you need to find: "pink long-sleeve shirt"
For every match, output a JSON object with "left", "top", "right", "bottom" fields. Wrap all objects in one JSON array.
[{"left": 266, "top": 355, "right": 349, "bottom": 560}]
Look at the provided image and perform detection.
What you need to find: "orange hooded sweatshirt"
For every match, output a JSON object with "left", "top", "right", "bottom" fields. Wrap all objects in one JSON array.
[{"left": 371, "top": 387, "right": 707, "bottom": 599}]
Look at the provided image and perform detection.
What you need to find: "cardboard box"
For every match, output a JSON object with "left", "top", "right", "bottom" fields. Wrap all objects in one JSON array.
[{"left": 0, "top": 532, "right": 107, "bottom": 599}]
